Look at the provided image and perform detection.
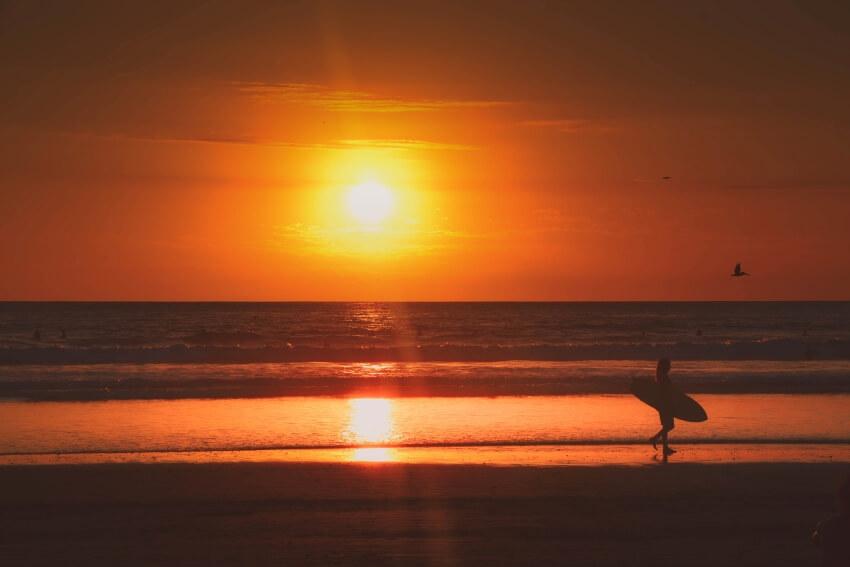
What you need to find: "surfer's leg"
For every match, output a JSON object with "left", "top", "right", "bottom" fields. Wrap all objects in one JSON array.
[
  {"left": 661, "top": 416, "right": 676, "bottom": 455},
  {"left": 664, "top": 437, "right": 677, "bottom": 455},
  {"left": 651, "top": 410, "right": 668, "bottom": 449},
  {"left": 661, "top": 430, "right": 676, "bottom": 455},
  {"left": 650, "top": 428, "right": 663, "bottom": 449}
]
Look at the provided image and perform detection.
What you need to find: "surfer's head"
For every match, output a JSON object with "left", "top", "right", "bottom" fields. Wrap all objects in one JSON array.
[{"left": 656, "top": 358, "right": 671, "bottom": 383}]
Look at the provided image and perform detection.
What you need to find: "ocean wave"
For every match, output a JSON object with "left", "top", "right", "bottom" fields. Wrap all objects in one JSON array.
[
  {"left": 2, "top": 360, "right": 849, "bottom": 400},
  {"left": 1, "top": 337, "right": 849, "bottom": 365}
]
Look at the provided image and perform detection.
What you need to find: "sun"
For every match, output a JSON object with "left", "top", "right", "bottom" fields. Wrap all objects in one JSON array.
[{"left": 345, "top": 181, "right": 395, "bottom": 224}]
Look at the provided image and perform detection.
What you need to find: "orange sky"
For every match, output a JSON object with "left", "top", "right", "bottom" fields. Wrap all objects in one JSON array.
[{"left": 2, "top": 1, "right": 850, "bottom": 300}]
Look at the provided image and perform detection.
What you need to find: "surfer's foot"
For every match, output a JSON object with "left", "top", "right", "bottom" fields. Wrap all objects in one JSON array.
[
  {"left": 649, "top": 436, "right": 658, "bottom": 450},
  {"left": 663, "top": 447, "right": 677, "bottom": 456}
]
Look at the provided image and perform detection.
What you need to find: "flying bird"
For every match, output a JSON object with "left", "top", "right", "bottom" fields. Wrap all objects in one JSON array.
[{"left": 731, "top": 263, "right": 750, "bottom": 277}]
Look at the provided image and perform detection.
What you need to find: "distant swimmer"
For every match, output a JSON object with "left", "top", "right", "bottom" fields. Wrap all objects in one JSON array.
[
  {"left": 661, "top": 176, "right": 672, "bottom": 180},
  {"left": 731, "top": 263, "right": 750, "bottom": 277}
]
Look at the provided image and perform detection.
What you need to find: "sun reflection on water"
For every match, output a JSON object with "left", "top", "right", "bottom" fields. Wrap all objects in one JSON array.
[
  {"left": 344, "top": 397, "right": 397, "bottom": 462},
  {"left": 344, "top": 398, "right": 395, "bottom": 444},
  {"left": 350, "top": 447, "right": 397, "bottom": 462},
  {"left": 353, "top": 363, "right": 397, "bottom": 377}
]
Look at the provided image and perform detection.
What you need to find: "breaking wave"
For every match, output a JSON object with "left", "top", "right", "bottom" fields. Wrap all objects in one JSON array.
[
  {"left": 1, "top": 338, "right": 849, "bottom": 365},
  {"left": 2, "top": 360, "right": 849, "bottom": 400}
]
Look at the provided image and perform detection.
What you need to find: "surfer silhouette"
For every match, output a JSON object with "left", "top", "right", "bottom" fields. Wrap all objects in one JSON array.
[
  {"left": 649, "top": 358, "right": 676, "bottom": 457},
  {"left": 630, "top": 358, "right": 707, "bottom": 459}
]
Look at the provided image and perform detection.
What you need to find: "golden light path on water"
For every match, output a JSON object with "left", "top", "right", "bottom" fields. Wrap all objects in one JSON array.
[
  {"left": 345, "top": 398, "right": 398, "bottom": 462},
  {"left": 351, "top": 447, "right": 398, "bottom": 462}
]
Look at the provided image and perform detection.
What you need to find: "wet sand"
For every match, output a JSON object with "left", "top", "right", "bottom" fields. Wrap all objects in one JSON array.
[
  {"left": 1, "top": 461, "right": 846, "bottom": 566},
  {"left": 3, "top": 443, "right": 849, "bottom": 466}
]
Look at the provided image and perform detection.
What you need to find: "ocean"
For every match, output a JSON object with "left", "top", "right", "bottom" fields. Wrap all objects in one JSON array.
[
  {"left": 4, "top": 301, "right": 850, "bottom": 362},
  {"left": 1, "top": 302, "right": 849, "bottom": 464}
]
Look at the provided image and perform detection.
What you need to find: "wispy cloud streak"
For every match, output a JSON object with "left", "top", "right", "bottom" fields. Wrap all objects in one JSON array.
[
  {"left": 519, "top": 119, "right": 616, "bottom": 133},
  {"left": 338, "top": 139, "right": 475, "bottom": 151},
  {"left": 236, "top": 82, "right": 511, "bottom": 112},
  {"left": 62, "top": 131, "right": 471, "bottom": 152}
]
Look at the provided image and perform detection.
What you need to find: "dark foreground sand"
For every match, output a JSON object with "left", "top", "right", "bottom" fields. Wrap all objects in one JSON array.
[{"left": 1, "top": 462, "right": 847, "bottom": 566}]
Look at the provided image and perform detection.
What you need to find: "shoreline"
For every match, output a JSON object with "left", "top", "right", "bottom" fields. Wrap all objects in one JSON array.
[
  {"left": 1, "top": 461, "right": 846, "bottom": 566},
  {"left": 2, "top": 443, "right": 850, "bottom": 467}
]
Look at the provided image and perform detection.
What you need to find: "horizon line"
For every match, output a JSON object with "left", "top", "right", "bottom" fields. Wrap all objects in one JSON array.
[{"left": 1, "top": 299, "right": 849, "bottom": 304}]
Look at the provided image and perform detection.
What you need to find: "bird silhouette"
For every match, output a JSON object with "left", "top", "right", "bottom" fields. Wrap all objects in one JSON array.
[{"left": 731, "top": 263, "right": 750, "bottom": 277}]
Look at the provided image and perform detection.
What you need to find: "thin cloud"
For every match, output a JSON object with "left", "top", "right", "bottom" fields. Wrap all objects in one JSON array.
[
  {"left": 54, "top": 130, "right": 333, "bottom": 150},
  {"left": 130, "top": 133, "right": 335, "bottom": 149},
  {"left": 61, "top": 131, "right": 470, "bottom": 152},
  {"left": 275, "top": 223, "right": 480, "bottom": 257},
  {"left": 520, "top": 119, "right": 616, "bottom": 133},
  {"left": 338, "top": 139, "right": 476, "bottom": 151},
  {"left": 236, "top": 82, "right": 511, "bottom": 113}
]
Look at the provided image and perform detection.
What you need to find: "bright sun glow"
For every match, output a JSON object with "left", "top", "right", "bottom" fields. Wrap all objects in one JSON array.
[
  {"left": 299, "top": 151, "right": 435, "bottom": 257},
  {"left": 346, "top": 181, "right": 395, "bottom": 224}
]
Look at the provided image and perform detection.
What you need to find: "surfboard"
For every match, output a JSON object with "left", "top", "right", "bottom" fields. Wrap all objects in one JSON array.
[{"left": 630, "top": 378, "right": 708, "bottom": 422}]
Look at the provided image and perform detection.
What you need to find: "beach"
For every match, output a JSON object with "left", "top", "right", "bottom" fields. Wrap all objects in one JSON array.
[
  {"left": 1, "top": 461, "right": 845, "bottom": 566},
  {"left": 2, "top": 303, "right": 849, "bottom": 565}
]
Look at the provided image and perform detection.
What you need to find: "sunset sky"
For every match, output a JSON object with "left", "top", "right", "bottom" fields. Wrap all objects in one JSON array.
[{"left": 2, "top": 1, "right": 850, "bottom": 300}]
